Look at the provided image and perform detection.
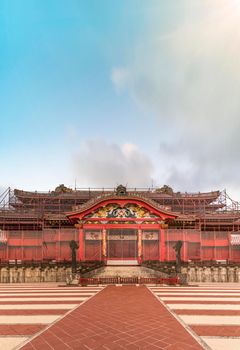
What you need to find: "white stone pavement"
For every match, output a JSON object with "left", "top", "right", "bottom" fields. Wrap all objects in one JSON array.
[
  {"left": 0, "top": 315, "right": 60, "bottom": 324},
  {"left": 202, "top": 337, "right": 240, "bottom": 350},
  {"left": 167, "top": 303, "right": 240, "bottom": 310},
  {"left": 0, "top": 284, "right": 104, "bottom": 350},
  {"left": 161, "top": 296, "right": 240, "bottom": 301},
  {"left": 180, "top": 315, "right": 240, "bottom": 325},
  {"left": 0, "top": 304, "right": 77, "bottom": 310},
  {"left": 0, "top": 337, "right": 29, "bottom": 350},
  {"left": 0, "top": 296, "right": 91, "bottom": 301},
  {"left": 150, "top": 284, "right": 240, "bottom": 350}
]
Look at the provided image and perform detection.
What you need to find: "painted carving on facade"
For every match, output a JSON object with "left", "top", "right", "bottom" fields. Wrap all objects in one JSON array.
[
  {"left": 107, "top": 234, "right": 137, "bottom": 241},
  {"left": 85, "top": 203, "right": 158, "bottom": 219},
  {"left": 142, "top": 231, "right": 159, "bottom": 240},
  {"left": 85, "top": 231, "right": 102, "bottom": 240}
]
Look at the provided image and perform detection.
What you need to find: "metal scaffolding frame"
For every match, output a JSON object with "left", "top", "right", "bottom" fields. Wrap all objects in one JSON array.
[{"left": 0, "top": 186, "right": 240, "bottom": 263}]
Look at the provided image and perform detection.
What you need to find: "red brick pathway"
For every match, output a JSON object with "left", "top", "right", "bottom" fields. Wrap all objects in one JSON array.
[{"left": 19, "top": 286, "right": 204, "bottom": 350}]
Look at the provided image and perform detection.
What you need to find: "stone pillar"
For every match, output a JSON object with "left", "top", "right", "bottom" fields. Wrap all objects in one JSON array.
[
  {"left": 220, "top": 267, "right": 227, "bottom": 282},
  {"left": 228, "top": 267, "right": 235, "bottom": 282},
  {"left": 195, "top": 266, "right": 202, "bottom": 282},
  {"left": 237, "top": 267, "right": 240, "bottom": 282},
  {"left": 25, "top": 268, "right": 30, "bottom": 283},
  {"left": 9, "top": 268, "right": 14, "bottom": 283},
  {"left": 40, "top": 267, "right": 45, "bottom": 282},
  {"left": 137, "top": 228, "right": 142, "bottom": 264},
  {"left": 213, "top": 267, "right": 219, "bottom": 282},
  {"left": 190, "top": 267, "right": 196, "bottom": 282},
  {"left": 79, "top": 228, "right": 84, "bottom": 261},
  {"left": 102, "top": 228, "right": 107, "bottom": 263},
  {"left": 202, "top": 267, "right": 206, "bottom": 282},
  {"left": 1, "top": 267, "right": 9, "bottom": 283},
  {"left": 234, "top": 267, "right": 238, "bottom": 282},
  {"left": 205, "top": 267, "right": 211, "bottom": 282},
  {"left": 36, "top": 267, "right": 41, "bottom": 282}
]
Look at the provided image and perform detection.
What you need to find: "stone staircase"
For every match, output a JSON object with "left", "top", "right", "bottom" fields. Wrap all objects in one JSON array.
[
  {"left": 106, "top": 259, "right": 138, "bottom": 266},
  {"left": 83, "top": 265, "right": 168, "bottom": 278}
]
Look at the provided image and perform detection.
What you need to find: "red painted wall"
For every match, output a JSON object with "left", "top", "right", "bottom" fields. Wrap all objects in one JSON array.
[{"left": 0, "top": 228, "right": 240, "bottom": 263}]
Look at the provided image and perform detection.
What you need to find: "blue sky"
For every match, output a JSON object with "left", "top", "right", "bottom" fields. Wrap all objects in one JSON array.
[{"left": 1, "top": 0, "right": 240, "bottom": 198}]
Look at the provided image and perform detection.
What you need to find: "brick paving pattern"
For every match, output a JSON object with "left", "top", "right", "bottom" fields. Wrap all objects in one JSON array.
[
  {"left": 150, "top": 284, "right": 240, "bottom": 350},
  {"left": 20, "top": 285, "right": 204, "bottom": 350},
  {"left": 0, "top": 283, "right": 103, "bottom": 350}
]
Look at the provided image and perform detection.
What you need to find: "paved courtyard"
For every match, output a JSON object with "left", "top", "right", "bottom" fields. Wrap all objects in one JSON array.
[{"left": 0, "top": 283, "right": 239, "bottom": 349}]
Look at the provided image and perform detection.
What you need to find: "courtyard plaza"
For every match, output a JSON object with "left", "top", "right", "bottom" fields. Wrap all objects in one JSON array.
[{"left": 0, "top": 283, "right": 239, "bottom": 349}]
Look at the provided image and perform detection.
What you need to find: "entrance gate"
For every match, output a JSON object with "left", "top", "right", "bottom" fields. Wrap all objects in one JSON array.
[{"left": 107, "top": 229, "right": 137, "bottom": 260}]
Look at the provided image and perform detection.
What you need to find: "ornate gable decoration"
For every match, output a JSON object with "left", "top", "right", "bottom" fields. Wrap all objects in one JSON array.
[
  {"left": 116, "top": 185, "right": 127, "bottom": 196},
  {"left": 85, "top": 203, "right": 158, "bottom": 219}
]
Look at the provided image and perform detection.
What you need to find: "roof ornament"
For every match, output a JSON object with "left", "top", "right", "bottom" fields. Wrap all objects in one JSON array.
[
  {"left": 116, "top": 184, "right": 127, "bottom": 196},
  {"left": 53, "top": 184, "right": 72, "bottom": 194},
  {"left": 155, "top": 184, "right": 173, "bottom": 195}
]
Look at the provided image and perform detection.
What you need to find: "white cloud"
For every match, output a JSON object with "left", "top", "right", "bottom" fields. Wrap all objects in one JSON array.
[
  {"left": 122, "top": 143, "right": 138, "bottom": 157},
  {"left": 111, "top": 0, "right": 240, "bottom": 193},
  {"left": 111, "top": 67, "right": 130, "bottom": 92},
  {"left": 73, "top": 140, "right": 154, "bottom": 188}
]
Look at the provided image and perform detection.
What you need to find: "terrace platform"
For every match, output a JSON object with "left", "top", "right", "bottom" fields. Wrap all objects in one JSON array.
[{"left": 83, "top": 265, "right": 166, "bottom": 278}]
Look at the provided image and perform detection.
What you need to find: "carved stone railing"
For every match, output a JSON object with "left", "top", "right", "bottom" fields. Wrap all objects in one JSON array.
[{"left": 79, "top": 276, "right": 179, "bottom": 285}]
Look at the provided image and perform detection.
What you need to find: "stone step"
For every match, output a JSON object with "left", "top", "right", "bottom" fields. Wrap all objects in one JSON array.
[
  {"left": 84, "top": 266, "right": 167, "bottom": 278},
  {"left": 106, "top": 260, "right": 138, "bottom": 266}
]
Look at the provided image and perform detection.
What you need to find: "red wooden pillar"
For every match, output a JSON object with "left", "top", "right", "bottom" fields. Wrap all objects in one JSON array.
[
  {"left": 6, "top": 230, "right": 9, "bottom": 261},
  {"left": 160, "top": 226, "right": 165, "bottom": 262},
  {"left": 21, "top": 230, "right": 24, "bottom": 261},
  {"left": 137, "top": 227, "right": 142, "bottom": 264},
  {"left": 79, "top": 228, "right": 84, "bottom": 261},
  {"left": 56, "top": 229, "right": 61, "bottom": 261},
  {"left": 183, "top": 231, "right": 187, "bottom": 262},
  {"left": 102, "top": 227, "right": 107, "bottom": 263},
  {"left": 41, "top": 230, "right": 43, "bottom": 262},
  {"left": 228, "top": 231, "right": 231, "bottom": 262},
  {"left": 213, "top": 231, "right": 216, "bottom": 261},
  {"left": 199, "top": 230, "right": 202, "bottom": 262}
]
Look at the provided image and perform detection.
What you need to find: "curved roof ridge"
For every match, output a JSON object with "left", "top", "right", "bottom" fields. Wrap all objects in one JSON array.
[
  {"left": 69, "top": 192, "right": 177, "bottom": 217},
  {"left": 13, "top": 188, "right": 220, "bottom": 198}
]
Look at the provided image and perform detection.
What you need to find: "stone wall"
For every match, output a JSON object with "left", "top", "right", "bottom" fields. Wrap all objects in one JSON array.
[{"left": 181, "top": 266, "right": 240, "bottom": 283}]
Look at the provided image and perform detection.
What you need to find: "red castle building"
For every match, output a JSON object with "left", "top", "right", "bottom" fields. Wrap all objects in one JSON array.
[{"left": 0, "top": 184, "right": 240, "bottom": 265}]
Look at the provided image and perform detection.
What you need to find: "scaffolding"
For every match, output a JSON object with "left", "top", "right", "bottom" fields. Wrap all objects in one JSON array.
[{"left": 0, "top": 186, "right": 240, "bottom": 264}]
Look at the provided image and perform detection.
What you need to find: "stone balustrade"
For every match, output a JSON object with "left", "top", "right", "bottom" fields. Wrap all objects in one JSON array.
[
  {"left": 181, "top": 265, "right": 240, "bottom": 283},
  {"left": 0, "top": 266, "right": 72, "bottom": 283},
  {"left": 1, "top": 264, "right": 240, "bottom": 283}
]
